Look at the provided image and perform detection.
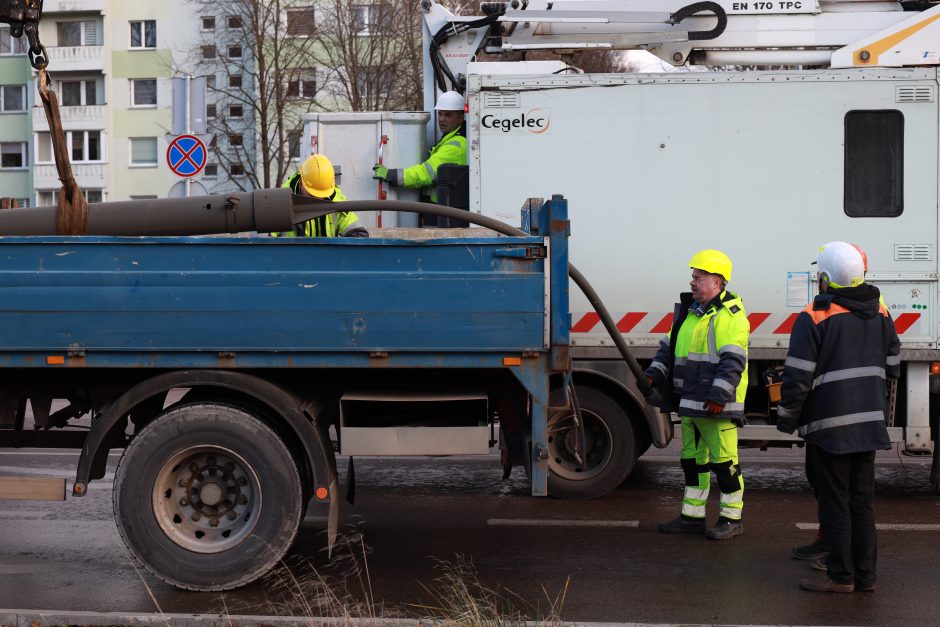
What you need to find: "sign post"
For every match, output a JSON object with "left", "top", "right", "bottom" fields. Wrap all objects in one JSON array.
[{"left": 169, "top": 76, "right": 208, "bottom": 197}]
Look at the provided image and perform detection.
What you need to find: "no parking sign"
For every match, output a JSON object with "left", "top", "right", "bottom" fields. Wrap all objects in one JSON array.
[{"left": 166, "top": 134, "right": 207, "bottom": 177}]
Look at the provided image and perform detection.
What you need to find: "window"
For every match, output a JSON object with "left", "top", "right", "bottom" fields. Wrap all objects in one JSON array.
[
  {"left": 129, "top": 20, "right": 156, "bottom": 49},
  {"left": 227, "top": 15, "right": 243, "bottom": 29},
  {"left": 354, "top": 4, "right": 388, "bottom": 36},
  {"left": 206, "top": 75, "right": 216, "bottom": 89},
  {"left": 227, "top": 45, "right": 242, "bottom": 59},
  {"left": 228, "top": 105, "right": 244, "bottom": 118},
  {"left": 230, "top": 164, "right": 245, "bottom": 176},
  {"left": 38, "top": 189, "right": 102, "bottom": 206},
  {"left": 287, "top": 68, "right": 316, "bottom": 98},
  {"left": 0, "top": 142, "right": 27, "bottom": 168},
  {"left": 286, "top": 7, "right": 316, "bottom": 36},
  {"left": 0, "top": 27, "right": 28, "bottom": 55},
  {"left": 356, "top": 65, "right": 393, "bottom": 97},
  {"left": 844, "top": 110, "right": 904, "bottom": 218},
  {"left": 60, "top": 79, "right": 98, "bottom": 106},
  {"left": 204, "top": 164, "right": 218, "bottom": 177},
  {"left": 37, "top": 131, "right": 102, "bottom": 163},
  {"left": 229, "top": 134, "right": 243, "bottom": 147},
  {"left": 1, "top": 198, "right": 29, "bottom": 208},
  {"left": 229, "top": 75, "right": 242, "bottom": 88},
  {"left": 287, "top": 130, "right": 302, "bottom": 160},
  {"left": 201, "top": 16, "right": 216, "bottom": 31},
  {"left": 130, "top": 137, "right": 158, "bottom": 165},
  {"left": 202, "top": 45, "right": 217, "bottom": 60},
  {"left": 0, "top": 85, "right": 25, "bottom": 112},
  {"left": 131, "top": 79, "right": 157, "bottom": 106},
  {"left": 206, "top": 103, "right": 217, "bottom": 119},
  {"left": 57, "top": 21, "right": 98, "bottom": 46}
]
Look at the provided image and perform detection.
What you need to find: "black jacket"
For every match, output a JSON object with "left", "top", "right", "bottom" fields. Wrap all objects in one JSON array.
[{"left": 777, "top": 284, "right": 898, "bottom": 454}]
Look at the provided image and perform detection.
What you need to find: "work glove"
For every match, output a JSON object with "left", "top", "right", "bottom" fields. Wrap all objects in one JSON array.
[
  {"left": 776, "top": 419, "right": 797, "bottom": 435},
  {"left": 704, "top": 400, "right": 724, "bottom": 416},
  {"left": 372, "top": 164, "right": 399, "bottom": 186}
]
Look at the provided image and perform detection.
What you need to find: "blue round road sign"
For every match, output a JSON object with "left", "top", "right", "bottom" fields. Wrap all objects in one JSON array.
[{"left": 167, "top": 134, "right": 207, "bottom": 177}]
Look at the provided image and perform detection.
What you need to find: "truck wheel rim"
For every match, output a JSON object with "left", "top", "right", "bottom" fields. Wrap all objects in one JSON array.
[
  {"left": 547, "top": 409, "right": 611, "bottom": 481},
  {"left": 152, "top": 445, "right": 262, "bottom": 554}
]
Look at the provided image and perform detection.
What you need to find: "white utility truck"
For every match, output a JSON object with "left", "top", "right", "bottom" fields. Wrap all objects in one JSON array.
[{"left": 305, "top": 0, "right": 940, "bottom": 498}]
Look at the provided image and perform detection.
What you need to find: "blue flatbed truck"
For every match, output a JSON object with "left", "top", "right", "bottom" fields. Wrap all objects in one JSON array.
[{"left": 0, "top": 196, "right": 631, "bottom": 591}]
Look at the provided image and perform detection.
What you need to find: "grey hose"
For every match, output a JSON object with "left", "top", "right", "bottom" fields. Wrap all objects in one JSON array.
[{"left": 333, "top": 199, "right": 653, "bottom": 397}]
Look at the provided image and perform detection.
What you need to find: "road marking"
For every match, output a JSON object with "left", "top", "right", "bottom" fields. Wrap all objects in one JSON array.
[
  {"left": 797, "top": 522, "right": 940, "bottom": 531},
  {"left": 487, "top": 518, "right": 639, "bottom": 528}
]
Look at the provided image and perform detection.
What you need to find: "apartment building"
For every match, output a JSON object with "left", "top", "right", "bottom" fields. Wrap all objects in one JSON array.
[{"left": 0, "top": 0, "right": 209, "bottom": 206}]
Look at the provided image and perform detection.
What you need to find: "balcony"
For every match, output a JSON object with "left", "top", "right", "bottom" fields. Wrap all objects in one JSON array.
[
  {"left": 32, "top": 104, "right": 106, "bottom": 131},
  {"left": 40, "top": 45, "right": 104, "bottom": 72},
  {"left": 42, "top": 0, "right": 104, "bottom": 13},
  {"left": 33, "top": 163, "right": 106, "bottom": 191}
]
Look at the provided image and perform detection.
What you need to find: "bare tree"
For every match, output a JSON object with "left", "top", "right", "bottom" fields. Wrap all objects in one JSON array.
[
  {"left": 310, "top": 0, "right": 423, "bottom": 112},
  {"left": 185, "top": 0, "right": 326, "bottom": 190}
]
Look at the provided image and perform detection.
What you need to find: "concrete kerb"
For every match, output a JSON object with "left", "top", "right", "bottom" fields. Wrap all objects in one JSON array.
[{"left": 0, "top": 614, "right": 821, "bottom": 627}]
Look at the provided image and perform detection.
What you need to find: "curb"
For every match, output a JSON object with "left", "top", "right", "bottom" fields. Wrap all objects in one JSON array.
[{"left": 0, "top": 612, "right": 809, "bottom": 627}]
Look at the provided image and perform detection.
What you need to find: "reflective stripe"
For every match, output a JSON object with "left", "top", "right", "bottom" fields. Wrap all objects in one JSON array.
[
  {"left": 649, "top": 361, "right": 668, "bottom": 376},
  {"left": 718, "top": 344, "right": 746, "bottom": 357},
  {"left": 674, "top": 356, "right": 688, "bottom": 366},
  {"left": 886, "top": 354, "right": 901, "bottom": 366},
  {"left": 777, "top": 405, "right": 798, "bottom": 419},
  {"left": 445, "top": 140, "right": 462, "bottom": 148},
  {"left": 423, "top": 162, "right": 436, "bottom": 181},
  {"left": 660, "top": 336, "right": 671, "bottom": 347},
  {"left": 712, "top": 378, "right": 736, "bottom": 394},
  {"left": 687, "top": 352, "right": 720, "bottom": 364},
  {"left": 798, "top": 411, "right": 886, "bottom": 436},
  {"left": 673, "top": 378, "right": 684, "bottom": 389},
  {"left": 720, "top": 490, "right": 743, "bottom": 503},
  {"left": 707, "top": 316, "right": 718, "bottom": 359},
  {"left": 679, "top": 399, "right": 744, "bottom": 413},
  {"left": 813, "top": 366, "right": 885, "bottom": 389},
  {"left": 719, "top": 505, "right": 743, "bottom": 520},
  {"left": 785, "top": 356, "right": 817, "bottom": 372},
  {"left": 684, "top": 487, "right": 709, "bottom": 501},
  {"left": 681, "top": 504, "right": 706, "bottom": 518}
]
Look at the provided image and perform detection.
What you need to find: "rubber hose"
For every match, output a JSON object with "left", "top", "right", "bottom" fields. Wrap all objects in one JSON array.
[{"left": 330, "top": 199, "right": 654, "bottom": 396}]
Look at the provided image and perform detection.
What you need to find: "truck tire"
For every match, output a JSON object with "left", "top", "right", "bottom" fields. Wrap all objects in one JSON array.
[
  {"left": 113, "top": 403, "right": 302, "bottom": 591},
  {"left": 546, "top": 387, "right": 636, "bottom": 499}
]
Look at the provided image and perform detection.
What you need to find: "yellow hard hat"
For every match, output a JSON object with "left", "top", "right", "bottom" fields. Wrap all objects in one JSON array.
[
  {"left": 299, "top": 154, "right": 335, "bottom": 199},
  {"left": 689, "top": 249, "right": 733, "bottom": 282}
]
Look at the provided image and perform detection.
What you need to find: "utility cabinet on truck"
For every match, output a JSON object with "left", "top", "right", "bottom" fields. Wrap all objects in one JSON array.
[
  {"left": 469, "top": 66, "right": 939, "bottom": 470},
  {"left": 0, "top": 197, "right": 575, "bottom": 591}
]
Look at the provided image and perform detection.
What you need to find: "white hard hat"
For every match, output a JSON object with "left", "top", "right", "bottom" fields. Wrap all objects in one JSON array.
[
  {"left": 434, "top": 91, "right": 465, "bottom": 111},
  {"left": 816, "top": 241, "right": 867, "bottom": 288}
]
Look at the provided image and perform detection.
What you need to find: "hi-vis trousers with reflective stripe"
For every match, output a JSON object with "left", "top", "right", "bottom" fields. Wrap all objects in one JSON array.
[{"left": 679, "top": 416, "right": 744, "bottom": 521}]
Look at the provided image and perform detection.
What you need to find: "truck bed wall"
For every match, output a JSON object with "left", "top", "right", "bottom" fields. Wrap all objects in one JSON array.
[{"left": 0, "top": 236, "right": 549, "bottom": 365}]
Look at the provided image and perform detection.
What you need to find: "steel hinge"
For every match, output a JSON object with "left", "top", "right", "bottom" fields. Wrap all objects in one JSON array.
[{"left": 495, "top": 245, "right": 546, "bottom": 260}]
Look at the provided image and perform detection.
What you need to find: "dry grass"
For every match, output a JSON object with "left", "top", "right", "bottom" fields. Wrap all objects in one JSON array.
[{"left": 217, "top": 522, "right": 569, "bottom": 626}]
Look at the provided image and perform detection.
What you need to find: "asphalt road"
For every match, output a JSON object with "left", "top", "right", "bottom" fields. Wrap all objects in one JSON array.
[{"left": 1, "top": 443, "right": 937, "bottom": 625}]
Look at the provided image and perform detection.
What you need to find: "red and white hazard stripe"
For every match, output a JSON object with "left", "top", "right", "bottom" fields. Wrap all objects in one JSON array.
[{"left": 571, "top": 311, "right": 923, "bottom": 335}]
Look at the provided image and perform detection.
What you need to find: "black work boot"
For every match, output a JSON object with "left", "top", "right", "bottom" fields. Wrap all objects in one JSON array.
[
  {"left": 657, "top": 515, "right": 706, "bottom": 534},
  {"left": 706, "top": 518, "right": 744, "bottom": 540},
  {"left": 792, "top": 531, "right": 830, "bottom": 560}
]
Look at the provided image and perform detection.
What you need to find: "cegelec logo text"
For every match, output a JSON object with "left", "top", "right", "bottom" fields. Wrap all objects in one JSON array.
[{"left": 481, "top": 109, "right": 550, "bottom": 133}]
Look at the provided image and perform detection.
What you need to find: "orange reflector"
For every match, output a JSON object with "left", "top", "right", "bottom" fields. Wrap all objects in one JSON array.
[
  {"left": 503, "top": 357, "right": 522, "bottom": 366},
  {"left": 931, "top": 362, "right": 940, "bottom": 376},
  {"left": 315, "top": 486, "right": 329, "bottom": 501},
  {"left": 46, "top": 356, "right": 65, "bottom": 365}
]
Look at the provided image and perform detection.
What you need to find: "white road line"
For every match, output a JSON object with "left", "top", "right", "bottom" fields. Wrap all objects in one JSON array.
[
  {"left": 0, "top": 450, "right": 122, "bottom": 457},
  {"left": 487, "top": 518, "right": 639, "bottom": 528},
  {"left": 797, "top": 522, "right": 940, "bottom": 531}
]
